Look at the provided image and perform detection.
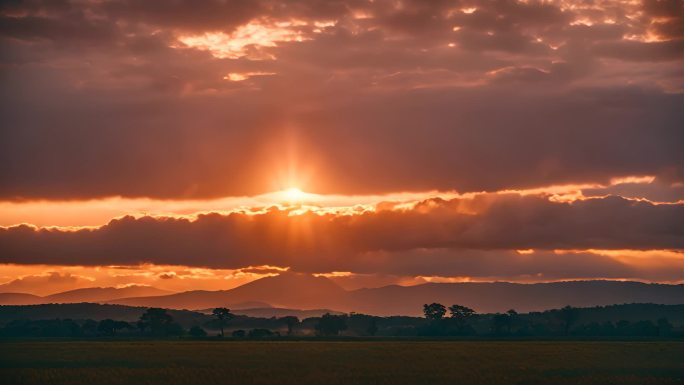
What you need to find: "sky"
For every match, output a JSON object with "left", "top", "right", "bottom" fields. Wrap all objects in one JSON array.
[{"left": 1, "top": 0, "right": 683, "bottom": 295}]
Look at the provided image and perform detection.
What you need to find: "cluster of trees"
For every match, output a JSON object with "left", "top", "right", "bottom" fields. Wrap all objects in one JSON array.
[
  {"left": 218, "top": 311, "right": 356, "bottom": 338},
  {"left": 416, "top": 303, "right": 479, "bottom": 336},
  {"left": 205, "top": 308, "right": 291, "bottom": 339},
  {"left": 0, "top": 308, "right": 185, "bottom": 338},
  {"left": 414, "top": 303, "right": 678, "bottom": 338},
  {"left": 1, "top": 303, "right": 682, "bottom": 339}
]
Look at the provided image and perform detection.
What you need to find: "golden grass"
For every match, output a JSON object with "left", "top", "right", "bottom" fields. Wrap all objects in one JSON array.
[{"left": 1, "top": 341, "right": 683, "bottom": 385}]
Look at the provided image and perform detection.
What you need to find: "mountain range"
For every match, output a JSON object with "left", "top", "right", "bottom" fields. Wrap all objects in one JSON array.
[
  {"left": 2, "top": 274, "right": 684, "bottom": 316},
  {"left": 0, "top": 285, "right": 172, "bottom": 306}
]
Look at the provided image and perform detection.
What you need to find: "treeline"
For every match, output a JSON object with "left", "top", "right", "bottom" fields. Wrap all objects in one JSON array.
[
  {"left": 399, "top": 303, "right": 681, "bottom": 337},
  {"left": 0, "top": 308, "right": 186, "bottom": 338},
  {"left": 1, "top": 303, "right": 683, "bottom": 339}
]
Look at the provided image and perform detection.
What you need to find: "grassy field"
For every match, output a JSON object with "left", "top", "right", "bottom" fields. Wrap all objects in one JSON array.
[{"left": 1, "top": 341, "right": 683, "bottom": 385}]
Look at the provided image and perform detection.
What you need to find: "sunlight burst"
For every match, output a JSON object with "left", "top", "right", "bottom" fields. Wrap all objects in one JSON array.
[{"left": 282, "top": 187, "right": 307, "bottom": 203}]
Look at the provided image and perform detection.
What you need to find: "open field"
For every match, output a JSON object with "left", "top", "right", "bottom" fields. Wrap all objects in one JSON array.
[{"left": 1, "top": 341, "right": 683, "bottom": 385}]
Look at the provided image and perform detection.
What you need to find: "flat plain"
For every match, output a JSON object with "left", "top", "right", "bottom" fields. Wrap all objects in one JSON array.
[{"left": 1, "top": 340, "right": 683, "bottom": 385}]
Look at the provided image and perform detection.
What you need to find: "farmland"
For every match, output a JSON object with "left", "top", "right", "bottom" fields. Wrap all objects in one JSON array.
[{"left": 1, "top": 341, "right": 683, "bottom": 385}]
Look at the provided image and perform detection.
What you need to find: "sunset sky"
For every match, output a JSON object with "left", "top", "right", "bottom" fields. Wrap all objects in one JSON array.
[{"left": 1, "top": 0, "right": 683, "bottom": 295}]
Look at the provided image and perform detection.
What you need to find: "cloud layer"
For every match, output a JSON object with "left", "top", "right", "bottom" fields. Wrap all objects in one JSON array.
[
  {"left": 2, "top": 194, "right": 682, "bottom": 279},
  {"left": 1, "top": 0, "right": 683, "bottom": 199}
]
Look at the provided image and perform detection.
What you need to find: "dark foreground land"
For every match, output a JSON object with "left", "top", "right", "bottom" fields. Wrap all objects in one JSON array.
[{"left": 1, "top": 341, "right": 683, "bottom": 385}]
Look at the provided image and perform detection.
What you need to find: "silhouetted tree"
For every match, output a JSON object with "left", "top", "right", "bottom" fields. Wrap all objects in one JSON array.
[
  {"left": 315, "top": 313, "right": 348, "bottom": 336},
  {"left": 633, "top": 320, "right": 658, "bottom": 336},
  {"left": 139, "top": 308, "right": 174, "bottom": 336},
  {"left": 189, "top": 325, "right": 207, "bottom": 337},
  {"left": 557, "top": 306, "right": 579, "bottom": 335},
  {"left": 449, "top": 304, "right": 475, "bottom": 320},
  {"left": 506, "top": 309, "right": 517, "bottom": 333},
  {"left": 136, "top": 320, "right": 147, "bottom": 334},
  {"left": 367, "top": 317, "right": 378, "bottom": 336},
  {"left": 280, "top": 316, "right": 299, "bottom": 335},
  {"left": 423, "top": 303, "right": 447, "bottom": 320},
  {"left": 657, "top": 318, "right": 673, "bottom": 337},
  {"left": 449, "top": 304, "right": 476, "bottom": 332},
  {"left": 0, "top": 319, "right": 82, "bottom": 337},
  {"left": 97, "top": 319, "right": 114, "bottom": 336},
  {"left": 491, "top": 309, "right": 517, "bottom": 335},
  {"left": 212, "top": 307, "right": 234, "bottom": 337},
  {"left": 616, "top": 320, "right": 631, "bottom": 335},
  {"left": 232, "top": 329, "right": 246, "bottom": 338},
  {"left": 491, "top": 313, "right": 510, "bottom": 335},
  {"left": 82, "top": 319, "right": 98, "bottom": 336},
  {"left": 97, "top": 319, "right": 130, "bottom": 336}
]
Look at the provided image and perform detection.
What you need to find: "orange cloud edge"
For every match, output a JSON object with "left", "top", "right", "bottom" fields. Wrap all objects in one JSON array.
[
  {"left": 1, "top": 175, "right": 680, "bottom": 229},
  {"left": 2, "top": 176, "right": 682, "bottom": 292}
]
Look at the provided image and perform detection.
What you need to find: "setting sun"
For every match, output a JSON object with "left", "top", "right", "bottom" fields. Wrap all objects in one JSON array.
[{"left": 282, "top": 187, "right": 307, "bottom": 203}]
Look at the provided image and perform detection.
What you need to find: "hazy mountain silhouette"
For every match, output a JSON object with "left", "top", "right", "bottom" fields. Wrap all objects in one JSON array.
[
  {"left": 0, "top": 293, "right": 43, "bottom": 305},
  {"left": 44, "top": 286, "right": 173, "bottom": 303},
  {"left": 0, "top": 286, "right": 173, "bottom": 305},
  {"left": 108, "top": 273, "right": 347, "bottom": 310},
  {"left": 107, "top": 275, "right": 684, "bottom": 315},
  {"left": 4, "top": 275, "right": 684, "bottom": 315},
  {"left": 346, "top": 280, "right": 684, "bottom": 315}
]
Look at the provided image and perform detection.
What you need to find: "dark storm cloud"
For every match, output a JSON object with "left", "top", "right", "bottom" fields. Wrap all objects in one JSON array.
[
  {"left": 1, "top": 195, "right": 682, "bottom": 274},
  {"left": 1, "top": 0, "right": 683, "bottom": 199}
]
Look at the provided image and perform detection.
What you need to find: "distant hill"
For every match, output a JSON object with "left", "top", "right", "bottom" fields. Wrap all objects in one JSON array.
[
  {"left": 119, "top": 274, "right": 684, "bottom": 315},
  {"left": 0, "top": 303, "right": 209, "bottom": 328},
  {"left": 108, "top": 276, "right": 684, "bottom": 315},
  {"left": 348, "top": 281, "right": 684, "bottom": 315},
  {"left": 0, "top": 293, "right": 43, "bottom": 306},
  {"left": 44, "top": 286, "right": 173, "bottom": 303},
  {"left": 0, "top": 286, "right": 173, "bottom": 306},
  {"left": 4, "top": 275, "right": 684, "bottom": 316},
  {"left": 108, "top": 273, "right": 347, "bottom": 310}
]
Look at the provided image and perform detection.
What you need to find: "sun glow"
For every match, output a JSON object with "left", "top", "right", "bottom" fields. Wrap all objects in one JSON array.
[{"left": 281, "top": 187, "right": 307, "bottom": 203}]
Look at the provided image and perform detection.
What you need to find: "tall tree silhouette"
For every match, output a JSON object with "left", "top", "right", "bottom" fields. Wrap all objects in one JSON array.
[
  {"left": 367, "top": 317, "right": 378, "bottom": 336},
  {"left": 506, "top": 309, "right": 518, "bottom": 334},
  {"left": 557, "top": 306, "right": 579, "bottom": 335},
  {"left": 138, "top": 308, "right": 174, "bottom": 336},
  {"left": 448, "top": 304, "right": 475, "bottom": 319},
  {"left": 189, "top": 325, "right": 207, "bottom": 337},
  {"left": 280, "top": 316, "right": 299, "bottom": 336},
  {"left": 212, "top": 307, "right": 234, "bottom": 337},
  {"left": 657, "top": 318, "right": 673, "bottom": 337},
  {"left": 315, "top": 313, "right": 348, "bottom": 336},
  {"left": 448, "top": 304, "right": 476, "bottom": 331},
  {"left": 491, "top": 313, "right": 509, "bottom": 335},
  {"left": 423, "top": 303, "right": 447, "bottom": 320}
]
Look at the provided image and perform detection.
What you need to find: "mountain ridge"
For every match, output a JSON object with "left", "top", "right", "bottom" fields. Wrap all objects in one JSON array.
[
  {"left": 3, "top": 276, "right": 683, "bottom": 316},
  {"left": 0, "top": 285, "right": 174, "bottom": 305}
]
